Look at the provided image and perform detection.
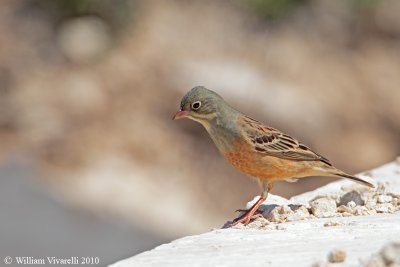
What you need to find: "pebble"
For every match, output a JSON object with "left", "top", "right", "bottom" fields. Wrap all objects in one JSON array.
[
  {"left": 337, "top": 205, "right": 353, "bottom": 214},
  {"left": 376, "top": 182, "right": 389, "bottom": 195},
  {"left": 354, "top": 206, "right": 368, "bottom": 216},
  {"left": 381, "top": 242, "right": 400, "bottom": 265},
  {"left": 236, "top": 175, "right": 399, "bottom": 229},
  {"left": 286, "top": 205, "right": 310, "bottom": 221},
  {"left": 247, "top": 217, "right": 269, "bottom": 229},
  {"left": 366, "top": 200, "right": 377, "bottom": 210},
  {"left": 258, "top": 203, "right": 312, "bottom": 223},
  {"left": 364, "top": 209, "right": 377, "bottom": 215},
  {"left": 377, "top": 195, "right": 393, "bottom": 203},
  {"left": 328, "top": 249, "right": 346, "bottom": 263},
  {"left": 263, "top": 205, "right": 287, "bottom": 223},
  {"left": 375, "top": 203, "right": 395, "bottom": 213},
  {"left": 364, "top": 256, "right": 386, "bottom": 267},
  {"left": 339, "top": 191, "right": 365, "bottom": 206},
  {"left": 341, "top": 212, "right": 353, "bottom": 217},
  {"left": 347, "top": 201, "right": 357, "bottom": 208},
  {"left": 364, "top": 242, "right": 400, "bottom": 267},
  {"left": 323, "top": 221, "right": 343, "bottom": 227},
  {"left": 310, "top": 198, "right": 337, "bottom": 218}
]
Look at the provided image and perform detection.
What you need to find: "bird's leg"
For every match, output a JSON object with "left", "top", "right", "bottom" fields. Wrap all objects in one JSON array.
[
  {"left": 228, "top": 181, "right": 274, "bottom": 227},
  {"left": 229, "top": 196, "right": 266, "bottom": 227}
]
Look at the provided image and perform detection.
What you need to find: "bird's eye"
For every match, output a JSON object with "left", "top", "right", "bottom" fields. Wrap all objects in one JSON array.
[{"left": 191, "top": 101, "right": 201, "bottom": 110}]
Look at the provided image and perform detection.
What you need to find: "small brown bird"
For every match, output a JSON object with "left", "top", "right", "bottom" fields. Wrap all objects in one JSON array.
[{"left": 173, "top": 86, "right": 374, "bottom": 226}]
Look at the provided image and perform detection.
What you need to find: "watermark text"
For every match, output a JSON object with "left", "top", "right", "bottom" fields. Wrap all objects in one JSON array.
[{"left": 4, "top": 256, "right": 100, "bottom": 265}]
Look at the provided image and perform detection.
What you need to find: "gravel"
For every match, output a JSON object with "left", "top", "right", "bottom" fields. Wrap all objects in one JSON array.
[{"left": 231, "top": 181, "right": 400, "bottom": 228}]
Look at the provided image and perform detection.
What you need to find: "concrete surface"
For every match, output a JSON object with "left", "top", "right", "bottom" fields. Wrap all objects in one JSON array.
[{"left": 111, "top": 160, "right": 400, "bottom": 267}]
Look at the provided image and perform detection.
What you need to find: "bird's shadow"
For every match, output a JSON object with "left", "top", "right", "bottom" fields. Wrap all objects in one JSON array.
[{"left": 222, "top": 203, "right": 304, "bottom": 229}]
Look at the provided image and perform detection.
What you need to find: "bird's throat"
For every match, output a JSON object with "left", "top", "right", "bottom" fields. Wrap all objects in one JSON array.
[
  {"left": 206, "top": 115, "right": 240, "bottom": 153},
  {"left": 188, "top": 116, "right": 212, "bottom": 131}
]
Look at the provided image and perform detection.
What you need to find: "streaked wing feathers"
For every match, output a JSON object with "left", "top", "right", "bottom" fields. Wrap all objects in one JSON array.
[{"left": 240, "top": 116, "right": 331, "bottom": 166}]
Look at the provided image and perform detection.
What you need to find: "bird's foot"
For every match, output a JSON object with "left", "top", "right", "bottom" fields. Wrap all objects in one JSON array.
[
  {"left": 225, "top": 196, "right": 266, "bottom": 228},
  {"left": 227, "top": 211, "right": 264, "bottom": 227}
]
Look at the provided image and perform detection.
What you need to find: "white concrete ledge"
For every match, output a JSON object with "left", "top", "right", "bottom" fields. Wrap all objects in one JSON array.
[{"left": 111, "top": 160, "right": 400, "bottom": 267}]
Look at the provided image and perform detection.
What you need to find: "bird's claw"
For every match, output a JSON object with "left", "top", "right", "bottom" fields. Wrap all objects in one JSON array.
[
  {"left": 235, "top": 208, "right": 247, "bottom": 213},
  {"left": 228, "top": 212, "right": 264, "bottom": 227}
]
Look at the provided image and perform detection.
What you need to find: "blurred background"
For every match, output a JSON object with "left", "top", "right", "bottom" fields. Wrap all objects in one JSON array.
[{"left": 1, "top": 0, "right": 400, "bottom": 265}]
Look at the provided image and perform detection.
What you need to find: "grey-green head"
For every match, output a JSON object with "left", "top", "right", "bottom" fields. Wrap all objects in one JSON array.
[
  {"left": 173, "top": 86, "right": 241, "bottom": 151},
  {"left": 173, "top": 86, "right": 224, "bottom": 124}
]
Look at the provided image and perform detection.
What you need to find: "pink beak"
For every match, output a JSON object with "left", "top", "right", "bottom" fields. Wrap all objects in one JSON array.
[{"left": 172, "top": 110, "right": 189, "bottom": 120}]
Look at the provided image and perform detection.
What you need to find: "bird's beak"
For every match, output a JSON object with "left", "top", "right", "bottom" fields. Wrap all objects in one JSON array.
[{"left": 172, "top": 110, "right": 189, "bottom": 120}]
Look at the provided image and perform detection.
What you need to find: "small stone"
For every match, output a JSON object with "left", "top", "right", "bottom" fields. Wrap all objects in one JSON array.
[
  {"left": 364, "top": 256, "right": 386, "bottom": 267},
  {"left": 339, "top": 191, "right": 365, "bottom": 206},
  {"left": 310, "top": 198, "right": 337, "bottom": 218},
  {"left": 323, "top": 221, "right": 343, "bottom": 227},
  {"left": 247, "top": 217, "right": 270, "bottom": 229},
  {"left": 275, "top": 224, "right": 287, "bottom": 230},
  {"left": 354, "top": 206, "right": 368, "bottom": 215},
  {"left": 376, "top": 203, "right": 395, "bottom": 213},
  {"left": 263, "top": 204, "right": 311, "bottom": 223},
  {"left": 281, "top": 205, "right": 293, "bottom": 214},
  {"left": 376, "top": 182, "right": 389, "bottom": 195},
  {"left": 363, "top": 209, "right": 377, "bottom": 215},
  {"left": 364, "top": 242, "right": 400, "bottom": 267},
  {"left": 377, "top": 195, "right": 393, "bottom": 203},
  {"left": 337, "top": 205, "right": 353, "bottom": 214},
  {"left": 388, "top": 193, "right": 400, "bottom": 200},
  {"left": 286, "top": 205, "right": 310, "bottom": 221},
  {"left": 381, "top": 242, "right": 400, "bottom": 265},
  {"left": 263, "top": 205, "right": 290, "bottom": 223},
  {"left": 341, "top": 212, "right": 353, "bottom": 217},
  {"left": 347, "top": 201, "right": 357, "bottom": 208},
  {"left": 261, "top": 204, "right": 279, "bottom": 214},
  {"left": 328, "top": 249, "right": 346, "bottom": 263},
  {"left": 309, "top": 262, "right": 323, "bottom": 267},
  {"left": 365, "top": 200, "right": 377, "bottom": 210}
]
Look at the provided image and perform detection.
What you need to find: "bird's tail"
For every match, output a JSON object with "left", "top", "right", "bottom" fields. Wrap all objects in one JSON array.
[{"left": 333, "top": 171, "right": 375, "bottom": 188}]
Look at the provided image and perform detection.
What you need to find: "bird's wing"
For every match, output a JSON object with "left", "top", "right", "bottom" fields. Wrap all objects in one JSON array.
[{"left": 239, "top": 115, "right": 332, "bottom": 166}]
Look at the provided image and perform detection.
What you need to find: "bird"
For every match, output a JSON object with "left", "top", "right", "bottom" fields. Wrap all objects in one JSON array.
[{"left": 173, "top": 86, "right": 374, "bottom": 226}]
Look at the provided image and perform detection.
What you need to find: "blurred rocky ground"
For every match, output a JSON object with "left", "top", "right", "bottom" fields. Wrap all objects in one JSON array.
[
  {"left": 0, "top": 0, "right": 399, "bottom": 244},
  {"left": 0, "top": 159, "right": 165, "bottom": 266}
]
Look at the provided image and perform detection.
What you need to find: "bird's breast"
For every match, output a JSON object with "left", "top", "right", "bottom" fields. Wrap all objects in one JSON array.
[{"left": 223, "top": 139, "right": 313, "bottom": 180}]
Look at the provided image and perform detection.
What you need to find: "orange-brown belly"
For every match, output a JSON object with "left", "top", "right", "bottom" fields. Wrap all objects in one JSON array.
[{"left": 223, "top": 141, "right": 312, "bottom": 180}]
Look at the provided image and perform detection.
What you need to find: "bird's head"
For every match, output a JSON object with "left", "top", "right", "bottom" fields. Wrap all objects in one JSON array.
[{"left": 173, "top": 86, "right": 223, "bottom": 127}]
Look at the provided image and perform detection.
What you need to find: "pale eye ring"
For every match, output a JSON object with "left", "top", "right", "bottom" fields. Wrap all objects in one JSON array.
[{"left": 191, "top": 101, "right": 202, "bottom": 110}]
